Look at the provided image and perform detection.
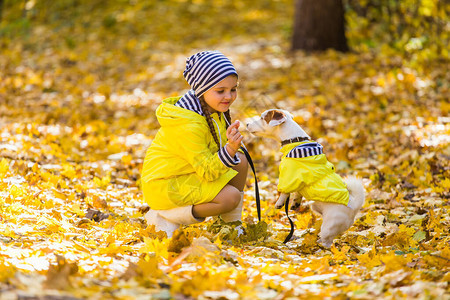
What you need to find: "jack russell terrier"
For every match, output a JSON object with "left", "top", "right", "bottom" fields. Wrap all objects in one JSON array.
[{"left": 247, "top": 109, "right": 365, "bottom": 247}]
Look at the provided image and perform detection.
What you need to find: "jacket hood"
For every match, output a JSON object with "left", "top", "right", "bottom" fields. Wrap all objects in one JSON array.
[{"left": 156, "top": 97, "right": 206, "bottom": 127}]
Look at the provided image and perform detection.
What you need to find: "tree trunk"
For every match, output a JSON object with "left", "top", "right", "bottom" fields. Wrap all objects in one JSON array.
[
  {"left": 0, "top": 0, "right": 4, "bottom": 21},
  {"left": 292, "top": 0, "right": 349, "bottom": 52}
]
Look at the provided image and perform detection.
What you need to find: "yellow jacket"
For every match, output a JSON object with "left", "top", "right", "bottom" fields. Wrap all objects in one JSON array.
[
  {"left": 141, "top": 97, "right": 239, "bottom": 209},
  {"left": 278, "top": 142, "right": 349, "bottom": 206}
]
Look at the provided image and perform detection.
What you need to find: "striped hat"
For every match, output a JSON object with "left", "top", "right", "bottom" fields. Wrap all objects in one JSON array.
[{"left": 183, "top": 51, "right": 238, "bottom": 98}]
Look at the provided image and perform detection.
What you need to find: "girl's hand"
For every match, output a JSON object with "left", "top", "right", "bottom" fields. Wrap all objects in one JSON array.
[{"left": 226, "top": 120, "right": 243, "bottom": 156}]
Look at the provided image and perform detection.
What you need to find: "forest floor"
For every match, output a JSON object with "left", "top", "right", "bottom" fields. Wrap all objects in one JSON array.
[{"left": 0, "top": 1, "right": 449, "bottom": 299}]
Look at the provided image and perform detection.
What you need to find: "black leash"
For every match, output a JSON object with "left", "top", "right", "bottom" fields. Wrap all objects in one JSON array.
[
  {"left": 283, "top": 195, "right": 295, "bottom": 243},
  {"left": 240, "top": 146, "right": 261, "bottom": 222},
  {"left": 240, "top": 145, "right": 295, "bottom": 243}
]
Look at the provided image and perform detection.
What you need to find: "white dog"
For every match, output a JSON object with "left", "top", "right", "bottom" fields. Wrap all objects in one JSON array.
[{"left": 247, "top": 109, "right": 365, "bottom": 247}]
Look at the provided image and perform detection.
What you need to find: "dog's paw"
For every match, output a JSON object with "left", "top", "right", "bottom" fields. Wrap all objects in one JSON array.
[
  {"left": 275, "top": 203, "right": 284, "bottom": 209},
  {"left": 320, "top": 242, "right": 332, "bottom": 249},
  {"left": 274, "top": 195, "right": 288, "bottom": 209},
  {"left": 318, "top": 238, "right": 333, "bottom": 249}
]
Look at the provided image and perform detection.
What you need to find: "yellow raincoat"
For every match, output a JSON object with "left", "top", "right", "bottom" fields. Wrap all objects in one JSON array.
[
  {"left": 141, "top": 97, "right": 238, "bottom": 210},
  {"left": 278, "top": 142, "right": 349, "bottom": 205}
]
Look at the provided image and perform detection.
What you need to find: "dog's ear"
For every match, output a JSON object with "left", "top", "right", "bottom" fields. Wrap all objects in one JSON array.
[
  {"left": 264, "top": 110, "right": 287, "bottom": 127},
  {"left": 286, "top": 111, "right": 294, "bottom": 119}
]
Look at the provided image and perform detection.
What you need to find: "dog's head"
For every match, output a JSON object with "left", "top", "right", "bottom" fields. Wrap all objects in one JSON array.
[{"left": 246, "top": 109, "right": 297, "bottom": 140}]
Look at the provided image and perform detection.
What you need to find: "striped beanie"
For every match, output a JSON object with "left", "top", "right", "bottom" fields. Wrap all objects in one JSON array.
[{"left": 183, "top": 51, "right": 238, "bottom": 98}]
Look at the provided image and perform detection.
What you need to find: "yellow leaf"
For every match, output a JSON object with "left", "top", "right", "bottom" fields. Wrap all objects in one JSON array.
[
  {"left": 72, "top": 240, "right": 91, "bottom": 253},
  {"left": 97, "top": 84, "right": 111, "bottom": 96},
  {"left": 9, "top": 185, "right": 25, "bottom": 199},
  {"left": 84, "top": 74, "right": 95, "bottom": 85},
  {"left": 69, "top": 203, "right": 84, "bottom": 216},
  {"left": 37, "top": 216, "right": 62, "bottom": 233},
  {"left": 363, "top": 210, "right": 383, "bottom": 226},
  {"left": 331, "top": 245, "right": 350, "bottom": 261},
  {"left": 94, "top": 175, "right": 110, "bottom": 189},
  {"left": 439, "top": 178, "right": 450, "bottom": 189},
  {"left": 0, "top": 260, "right": 16, "bottom": 283},
  {"left": 0, "top": 158, "right": 9, "bottom": 178},
  {"left": 380, "top": 252, "right": 409, "bottom": 273},
  {"left": 92, "top": 195, "right": 108, "bottom": 209},
  {"left": 376, "top": 76, "right": 386, "bottom": 87},
  {"left": 137, "top": 254, "right": 164, "bottom": 278},
  {"left": 61, "top": 164, "right": 76, "bottom": 179},
  {"left": 295, "top": 213, "right": 312, "bottom": 230},
  {"left": 98, "top": 243, "right": 122, "bottom": 256},
  {"left": 2, "top": 226, "right": 16, "bottom": 239},
  {"left": 121, "top": 154, "right": 132, "bottom": 165},
  {"left": 140, "top": 237, "right": 169, "bottom": 259},
  {"left": 398, "top": 224, "right": 415, "bottom": 237},
  {"left": 357, "top": 246, "right": 382, "bottom": 269},
  {"left": 41, "top": 171, "right": 60, "bottom": 186}
]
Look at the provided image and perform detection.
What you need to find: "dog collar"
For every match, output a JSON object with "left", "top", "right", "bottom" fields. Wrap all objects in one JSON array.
[{"left": 281, "top": 137, "right": 310, "bottom": 146}]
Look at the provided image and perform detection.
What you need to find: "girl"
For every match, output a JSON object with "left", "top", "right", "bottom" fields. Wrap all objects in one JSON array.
[{"left": 141, "top": 51, "right": 248, "bottom": 237}]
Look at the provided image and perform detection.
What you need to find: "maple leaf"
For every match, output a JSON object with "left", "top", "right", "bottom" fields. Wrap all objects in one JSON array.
[
  {"left": 331, "top": 245, "right": 350, "bottom": 262},
  {"left": 140, "top": 237, "right": 169, "bottom": 259},
  {"left": 357, "top": 245, "right": 382, "bottom": 269},
  {"left": 380, "top": 252, "right": 411, "bottom": 274}
]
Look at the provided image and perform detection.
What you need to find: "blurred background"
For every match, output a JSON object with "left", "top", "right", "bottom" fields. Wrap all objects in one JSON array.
[
  {"left": 0, "top": 0, "right": 448, "bottom": 171},
  {"left": 0, "top": 3, "right": 449, "bottom": 296}
]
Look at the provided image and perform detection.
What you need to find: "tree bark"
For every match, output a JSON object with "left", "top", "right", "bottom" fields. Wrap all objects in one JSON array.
[
  {"left": 0, "top": 0, "right": 4, "bottom": 21},
  {"left": 292, "top": 0, "right": 349, "bottom": 52}
]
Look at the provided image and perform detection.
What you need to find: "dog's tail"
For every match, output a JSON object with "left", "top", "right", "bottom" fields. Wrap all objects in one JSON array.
[{"left": 344, "top": 176, "right": 365, "bottom": 211}]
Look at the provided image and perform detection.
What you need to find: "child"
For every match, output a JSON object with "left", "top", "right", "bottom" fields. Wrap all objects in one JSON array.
[{"left": 141, "top": 51, "right": 248, "bottom": 237}]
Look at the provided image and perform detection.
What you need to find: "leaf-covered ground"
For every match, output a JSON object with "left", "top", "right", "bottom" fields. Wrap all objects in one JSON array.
[{"left": 0, "top": 1, "right": 449, "bottom": 299}]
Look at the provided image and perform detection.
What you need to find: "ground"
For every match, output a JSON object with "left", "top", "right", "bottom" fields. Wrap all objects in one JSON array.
[{"left": 0, "top": 1, "right": 449, "bottom": 299}]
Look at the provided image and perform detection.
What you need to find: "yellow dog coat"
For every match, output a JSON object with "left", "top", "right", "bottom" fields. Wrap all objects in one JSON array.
[{"left": 278, "top": 141, "right": 349, "bottom": 206}]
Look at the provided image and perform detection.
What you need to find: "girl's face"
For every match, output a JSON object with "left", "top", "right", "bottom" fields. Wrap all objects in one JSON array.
[{"left": 203, "top": 75, "right": 238, "bottom": 113}]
